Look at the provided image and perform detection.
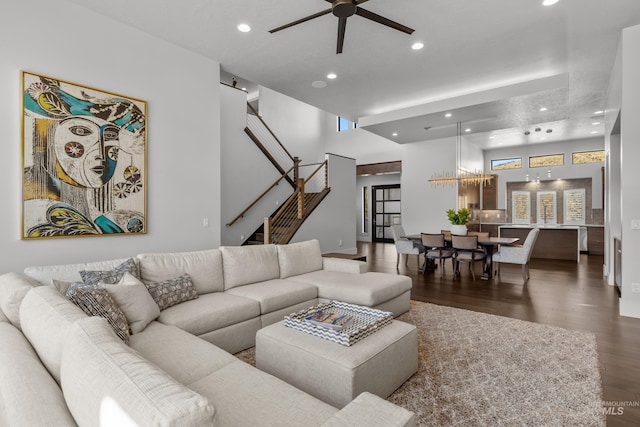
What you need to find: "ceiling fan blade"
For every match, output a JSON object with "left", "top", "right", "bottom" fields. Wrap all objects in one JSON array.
[
  {"left": 269, "top": 8, "right": 332, "bottom": 33},
  {"left": 324, "top": 0, "right": 369, "bottom": 3},
  {"left": 337, "top": 17, "right": 347, "bottom": 54},
  {"left": 355, "top": 7, "right": 414, "bottom": 34}
]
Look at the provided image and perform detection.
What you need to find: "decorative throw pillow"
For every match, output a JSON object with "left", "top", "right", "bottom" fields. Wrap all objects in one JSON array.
[
  {"left": 67, "top": 286, "right": 130, "bottom": 343},
  {"left": 143, "top": 274, "right": 198, "bottom": 311},
  {"left": 51, "top": 279, "right": 74, "bottom": 294},
  {"left": 103, "top": 273, "right": 160, "bottom": 334},
  {"left": 79, "top": 258, "right": 140, "bottom": 287}
]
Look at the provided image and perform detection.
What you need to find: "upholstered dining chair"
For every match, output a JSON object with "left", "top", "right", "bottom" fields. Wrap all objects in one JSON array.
[
  {"left": 451, "top": 234, "right": 486, "bottom": 281},
  {"left": 390, "top": 225, "right": 424, "bottom": 269},
  {"left": 492, "top": 228, "right": 540, "bottom": 282},
  {"left": 421, "top": 233, "right": 455, "bottom": 277}
]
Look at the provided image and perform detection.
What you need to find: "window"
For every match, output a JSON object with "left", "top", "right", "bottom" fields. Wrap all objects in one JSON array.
[
  {"left": 572, "top": 150, "right": 605, "bottom": 164},
  {"left": 338, "top": 116, "right": 350, "bottom": 132},
  {"left": 491, "top": 157, "right": 522, "bottom": 170},
  {"left": 529, "top": 154, "right": 564, "bottom": 168}
]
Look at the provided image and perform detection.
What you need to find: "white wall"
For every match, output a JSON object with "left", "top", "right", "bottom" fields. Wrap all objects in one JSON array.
[
  {"left": 617, "top": 25, "right": 640, "bottom": 318},
  {"left": 220, "top": 85, "right": 291, "bottom": 245},
  {"left": 259, "top": 86, "right": 326, "bottom": 164},
  {"left": 293, "top": 154, "right": 357, "bottom": 254},
  {"left": 401, "top": 138, "right": 458, "bottom": 236},
  {"left": 0, "top": 0, "right": 221, "bottom": 273},
  {"left": 483, "top": 138, "right": 605, "bottom": 209}
]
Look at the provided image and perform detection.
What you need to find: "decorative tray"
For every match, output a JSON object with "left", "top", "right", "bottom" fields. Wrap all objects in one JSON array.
[{"left": 284, "top": 300, "right": 393, "bottom": 346}]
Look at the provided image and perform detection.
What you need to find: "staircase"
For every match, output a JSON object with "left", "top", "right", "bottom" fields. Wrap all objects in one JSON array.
[{"left": 227, "top": 102, "right": 331, "bottom": 245}]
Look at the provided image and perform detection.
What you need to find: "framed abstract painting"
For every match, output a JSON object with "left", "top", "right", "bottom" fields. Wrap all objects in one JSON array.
[{"left": 21, "top": 71, "right": 147, "bottom": 239}]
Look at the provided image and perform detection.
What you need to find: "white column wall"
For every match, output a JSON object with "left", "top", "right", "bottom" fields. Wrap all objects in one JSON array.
[{"left": 618, "top": 25, "right": 640, "bottom": 318}]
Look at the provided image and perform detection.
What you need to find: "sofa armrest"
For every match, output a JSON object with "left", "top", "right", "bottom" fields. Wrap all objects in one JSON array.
[
  {"left": 322, "top": 257, "right": 368, "bottom": 274},
  {"left": 321, "top": 392, "right": 415, "bottom": 427}
]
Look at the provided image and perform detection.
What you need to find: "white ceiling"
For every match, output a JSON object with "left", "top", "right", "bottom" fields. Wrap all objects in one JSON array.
[{"left": 67, "top": 0, "right": 640, "bottom": 149}]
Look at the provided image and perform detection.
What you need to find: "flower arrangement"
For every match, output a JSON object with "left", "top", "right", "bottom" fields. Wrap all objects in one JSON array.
[{"left": 446, "top": 208, "right": 470, "bottom": 225}]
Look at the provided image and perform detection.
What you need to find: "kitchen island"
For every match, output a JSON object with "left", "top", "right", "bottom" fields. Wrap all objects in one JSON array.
[{"left": 498, "top": 225, "right": 580, "bottom": 263}]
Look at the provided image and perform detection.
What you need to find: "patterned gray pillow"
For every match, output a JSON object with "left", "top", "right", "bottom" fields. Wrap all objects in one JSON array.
[
  {"left": 67, "top": 286, "right": 130, "bottom": 343},
  {"left": 79, "top": 258, "right": 139, "bottom": 287},
  {"left": 143, "top": 274, "right": 198, "bottom": 311}
]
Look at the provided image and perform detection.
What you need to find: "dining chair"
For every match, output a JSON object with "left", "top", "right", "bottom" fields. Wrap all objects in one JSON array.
[
  {"left": 421, "top": 233, "right": 455, "bottom": 277},
  {"left": 451, "top": 234, "right": 486, "bottom": 281},
  {"left": 390, "top": 225, "right": 424, "bottom": 269},
  {"left": 492, "top": 228, "right": 540, "bottom": 282}
]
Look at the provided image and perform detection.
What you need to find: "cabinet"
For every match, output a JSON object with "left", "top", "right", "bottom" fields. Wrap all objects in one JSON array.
[{"left": 482, "top": 175, "right": 498, "bottom": 210}]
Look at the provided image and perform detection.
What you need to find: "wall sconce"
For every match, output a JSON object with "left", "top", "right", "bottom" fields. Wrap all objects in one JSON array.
[
  {"left": 547, "top": 169, "right": 552, "bottom": 178},
  {"left": 535, "top": 173, "right": 540, "bottom": 183}
]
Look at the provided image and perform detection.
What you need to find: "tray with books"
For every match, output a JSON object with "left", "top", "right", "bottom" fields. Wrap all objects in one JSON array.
[{"left": 284, "top": 301, "right": 393, "bottom": 346}]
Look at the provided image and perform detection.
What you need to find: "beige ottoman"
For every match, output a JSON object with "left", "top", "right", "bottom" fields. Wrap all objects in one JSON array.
[{"left": 255, "top": 320, "right": 418, "bottom": 408}]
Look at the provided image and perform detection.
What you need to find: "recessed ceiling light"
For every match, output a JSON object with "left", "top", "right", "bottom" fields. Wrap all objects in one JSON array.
[
  {"left": 465, "top": 128, "right": 471, "bottom": 132},
  {"left": 241, "top": 87, "right": 247, "bottom": 91},
  {"left": 498, "top": 142, "right": 503, "bottom": 145},
  {"left": 445, "top": 113, "right": 452, "bottom": 118},
  {"left": 590, "top": 130, "right": 598, "bottom": 134},
  {"left": 542, "top": 0, "right": 559, "bottom": 6},
  {"left": 237, "top": 23, "right": 251, "bottom": 32},
  {"left": 592, "top": 122, "right": 600, "bottom": 125},
  {"left": 411, "top": 42, "right": 424, "bottom": 50},
  {"left": 327, "top": 73, "right": 337, "bottom": 80},
  {"left": 594, "top": 110, "right": 604, "bottom": 115},
  {"left": 539, "top": 107, "right": 547, "bottom": 112},
  {"left": 311, "top": 80, "right": 327, "bottom": 88},
  {"left": 392, "top": 132, "right": 398, "bottom": 137},
  {"left": 489, "top": 136, "right": 495, "bottom": 139}
]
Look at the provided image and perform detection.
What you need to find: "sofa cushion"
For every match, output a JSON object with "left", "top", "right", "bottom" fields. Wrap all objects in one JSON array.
[
  {"left": 61, "top": 317, "right": 215, "bottom": 427},
  {"left": 19, "top": 286, "right": 87, "bottom": 383},
  {"left": 0, "top": 322, "right": 76, "bottom": 427},
  {"left": 79, "top": 257, "right": 140, "bottom": 287},
  {"left": 225, "top": 278, "right": 318, "bottom": 314},
  {"left": 157, "top": 292, "right": 260, "bottom": 336},
  {"left": 0, "top": 272, "right": 38, "bottom": 329},
  {"left": 144, "top": 273, "right": 198, "bottom": 311},
  {"left": 277, "top": 239, "right": 323, "bottom": 279},
  {"left": 189, "top": 360, "right": 338, "bottom": 427},
  {"left": 24, "top": 257, "right": 134, "bottom": 286},
  {"left": 291, "top": 271, "right": 412, "bottom": 307},
  {"left": 137, "top": 249, "right": 224, "bottom": 294},
  {"left": 103, "top": 273, "right": 160, "bottom": 334},
  {"left": 220, "top": 244, "right": 280, "bottom": 290},
  {"left": 66, "top": 286, "right": 130, "bottom": 343},
  {"left": 129, "top": 321, "right": 238, "bottom": 386}
]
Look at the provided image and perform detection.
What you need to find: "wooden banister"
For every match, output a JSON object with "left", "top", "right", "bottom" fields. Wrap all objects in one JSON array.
[
  {"left": 246, "top": 103, "right": 295, "bottom": 162},
  {"left": 226, "top": 166, "right": 294, "bottom": 227}
]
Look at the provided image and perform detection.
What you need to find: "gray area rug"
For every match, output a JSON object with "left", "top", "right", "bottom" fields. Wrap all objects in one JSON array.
[{"left": 235, "top": 301, "right": 605, "bottom": 426}]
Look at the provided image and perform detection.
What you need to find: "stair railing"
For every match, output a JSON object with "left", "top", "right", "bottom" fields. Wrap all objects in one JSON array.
[
  {"left": 226, "top": 166, "right": 296, "bottom": 227},
  {"left": 245, "top": 102, "right": 296, "bottom": 182},
  {"left": 264, "top": 160, "right": 329, "bottom": 244}
]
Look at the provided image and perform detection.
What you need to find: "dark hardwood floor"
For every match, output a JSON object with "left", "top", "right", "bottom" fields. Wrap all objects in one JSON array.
[{"left": 358, "top": 241, "right": 640, "bottom": 427}]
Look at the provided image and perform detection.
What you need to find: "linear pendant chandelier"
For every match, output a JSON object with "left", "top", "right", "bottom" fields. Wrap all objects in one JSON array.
[{"left": 429, "top": 121, "right": 493, "bottom": 187}]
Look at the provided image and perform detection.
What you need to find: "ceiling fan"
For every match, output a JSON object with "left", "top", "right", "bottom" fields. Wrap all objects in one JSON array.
[{"left": 269, "top": 0, "right": 415, "bottom": 54}]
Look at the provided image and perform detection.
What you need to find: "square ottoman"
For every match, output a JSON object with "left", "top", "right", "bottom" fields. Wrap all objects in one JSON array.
[{"left": 256, "top": 320, "right": 418, "bottom": 408}]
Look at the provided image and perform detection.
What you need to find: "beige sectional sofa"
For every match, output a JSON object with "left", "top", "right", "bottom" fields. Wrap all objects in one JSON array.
[{"left": 0, "top": 239, "right": 415, "bottom": 426}]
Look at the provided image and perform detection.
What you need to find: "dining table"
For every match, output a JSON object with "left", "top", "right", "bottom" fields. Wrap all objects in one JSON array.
[{"left": 403, "top": 234, "right": 520, "bottom": 279}]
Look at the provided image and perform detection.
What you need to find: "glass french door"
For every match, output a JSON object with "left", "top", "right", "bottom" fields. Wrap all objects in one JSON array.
[{"left": 372, "top": 184, "right": 401, "bottom": 243}]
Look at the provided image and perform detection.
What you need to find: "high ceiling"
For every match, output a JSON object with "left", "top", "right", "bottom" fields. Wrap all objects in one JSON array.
[{"left": 67, "top": 0, "right": 640, "bottom": 149}]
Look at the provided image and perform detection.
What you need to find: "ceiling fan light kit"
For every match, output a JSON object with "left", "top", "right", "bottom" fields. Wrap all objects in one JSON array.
[{"left": 269, "top": 0, "right": 415, "bottom": 54}]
